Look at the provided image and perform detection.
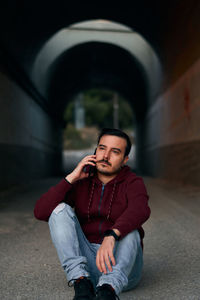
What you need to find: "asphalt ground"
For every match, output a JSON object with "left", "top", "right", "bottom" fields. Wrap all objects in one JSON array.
[{"left": 0, "top": 176, "right": 200, "bottom": 300}]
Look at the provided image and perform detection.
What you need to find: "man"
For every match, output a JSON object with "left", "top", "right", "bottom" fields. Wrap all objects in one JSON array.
[{"left": 34, "top": 128, "right": 150, "bottom": 300}]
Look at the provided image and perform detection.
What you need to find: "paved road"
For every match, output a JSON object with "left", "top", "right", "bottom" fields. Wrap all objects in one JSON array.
[{"left": 0, "top": 176, "right": 200, "bottom": 299}]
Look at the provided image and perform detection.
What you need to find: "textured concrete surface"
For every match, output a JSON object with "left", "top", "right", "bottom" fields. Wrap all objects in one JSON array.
[
  {"left": 0, "top": 177, "right": 200, "bottom": 299},
  {"left": 146, "top": 57, "right": 200, "bottom": 186},
  {"left": 0, "top": 71, "right": 62, "bottom": 189}
]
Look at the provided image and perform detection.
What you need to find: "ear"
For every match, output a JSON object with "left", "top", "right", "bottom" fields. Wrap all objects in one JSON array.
[{"left": 123, "top": 156, "right": 129, "bottom": 165}]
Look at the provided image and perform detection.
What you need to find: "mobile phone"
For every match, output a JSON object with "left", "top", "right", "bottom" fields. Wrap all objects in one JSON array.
[{"left": 83, "top": 148, "right": 97, "bottom": 176}]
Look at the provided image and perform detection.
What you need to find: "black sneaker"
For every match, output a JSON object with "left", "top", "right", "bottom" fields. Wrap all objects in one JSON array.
[
  {"left": 96, "top": 284, "right": 120, "bottom": 300},
  {"left": 72, "top": 277, "right": 95, "bottom": 300}
]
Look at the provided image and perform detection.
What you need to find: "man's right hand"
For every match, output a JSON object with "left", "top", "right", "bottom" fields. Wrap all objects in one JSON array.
[{"left": 65, "top": 155, "right": 96, "bottom": 184}]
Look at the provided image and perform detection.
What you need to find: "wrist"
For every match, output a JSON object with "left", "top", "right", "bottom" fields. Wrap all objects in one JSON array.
[
  {"left": 65, "top": 174, "right": 76, "bottom": 184},
  {"left": 104, "top": 235, "right": 115, "bottom": 242},
  {"left": 103, "top": 229, "right": 120, "bottom": 241},
  {"left": 112, "top": 228, "right": 121, "bottom": 237}
]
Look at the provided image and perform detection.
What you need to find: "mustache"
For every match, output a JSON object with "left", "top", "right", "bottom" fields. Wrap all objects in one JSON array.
[{"left": 97, "top": 159, "right": 111, "bottom": 166}]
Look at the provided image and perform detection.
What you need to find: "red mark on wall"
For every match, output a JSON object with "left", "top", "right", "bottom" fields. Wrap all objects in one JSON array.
[{"left": 184, "top": 86, "right": 191, "bottom": 120}]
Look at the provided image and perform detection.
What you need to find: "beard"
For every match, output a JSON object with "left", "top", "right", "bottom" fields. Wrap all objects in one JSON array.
[
  {"left": 97, "top": 169, "right": 120, "bottom": 176},
  {"left": 96, "top": 160, "right": 122, "bottom": 176}
]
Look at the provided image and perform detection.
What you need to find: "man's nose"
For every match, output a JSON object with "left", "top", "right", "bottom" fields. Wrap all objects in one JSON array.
[{"left": 103, "top": 150, "right": 110, "bottom": 160}]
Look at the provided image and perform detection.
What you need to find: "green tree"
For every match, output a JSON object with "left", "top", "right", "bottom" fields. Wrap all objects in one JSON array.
[{"left": 63, "top": 88, "right": 134, "bottom": 130}]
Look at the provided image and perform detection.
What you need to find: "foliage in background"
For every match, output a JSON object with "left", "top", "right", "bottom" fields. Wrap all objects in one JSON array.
[
  {"left": 63, "top": 89, "right": 134, "bottom": 149},
  {"left": 84, "top": 89, "right": 112, "bottom": 128},
  {"left": 63, "top": 89, "right": 134, "bottom": 129}
]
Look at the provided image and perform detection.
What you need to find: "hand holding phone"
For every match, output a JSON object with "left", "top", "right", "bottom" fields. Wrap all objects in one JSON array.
[{"left": 66, "top": 150, "right": 97, "bottom": 183}]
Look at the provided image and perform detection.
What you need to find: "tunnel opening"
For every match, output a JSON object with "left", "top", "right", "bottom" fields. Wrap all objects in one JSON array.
[{"left": 46, "top": 42, "right": 148, "bottom": 116}]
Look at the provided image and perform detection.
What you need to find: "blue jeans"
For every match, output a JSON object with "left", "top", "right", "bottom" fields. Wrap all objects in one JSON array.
[{"left": 48, "top": 203, "right": 143, "bottom": 295}]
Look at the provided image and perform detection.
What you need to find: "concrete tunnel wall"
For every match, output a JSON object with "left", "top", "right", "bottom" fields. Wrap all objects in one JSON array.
[
  {"left": 144, "top": 2, "right": 200, "bottom": 185},
  {"left": 0, "top": 69, "right": 62, "bottom": 189},
  {"left": 145, "top": 59, "right": 200, "bottom": 185}
]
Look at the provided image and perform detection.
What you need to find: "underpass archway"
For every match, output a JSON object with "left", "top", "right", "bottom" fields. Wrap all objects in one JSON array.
[{"left": 31, "top": 19, "right": 162, "bottom": 174}]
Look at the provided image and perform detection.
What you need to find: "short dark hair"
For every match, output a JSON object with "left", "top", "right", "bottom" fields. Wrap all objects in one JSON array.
[{"left": 97, "top": 128, "right": 131, "bottom": 156}]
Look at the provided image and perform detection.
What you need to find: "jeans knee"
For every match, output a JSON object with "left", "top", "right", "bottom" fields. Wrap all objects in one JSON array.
[
  {"left": 48, "top": 203, "right": 76, "bottom": 238},
  {"left": 122, "top": 230, "right": 140, "bottom": 247},
  {"left": 49, "top": 203, "right": 74, "bottom": 223}
]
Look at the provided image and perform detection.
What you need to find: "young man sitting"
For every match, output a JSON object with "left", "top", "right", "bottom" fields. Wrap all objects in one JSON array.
[{"left": 34, "top": 128, "right": 150, "bottom": 300}]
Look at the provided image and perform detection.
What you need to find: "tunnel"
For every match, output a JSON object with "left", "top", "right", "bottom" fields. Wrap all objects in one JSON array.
[
  {"left": 0, "top": 1, "right": 200, "bottom": 189},
  {"left": 0, "top": 16, "right": 163, "bottom": 189}
]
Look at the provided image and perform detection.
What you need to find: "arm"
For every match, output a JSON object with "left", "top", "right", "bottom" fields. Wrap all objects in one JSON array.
[
  {"left": 111, "top": 178, "right": 150, "bottom": 238},
  {"left": 34, "top": 154, "right": 97, "bottom": 221},
  {"left": 96, "top": 178, "right": 150, "bottom": 273},
  {"left": 34, "top": 179, "right": 74, "bottom": 221}
]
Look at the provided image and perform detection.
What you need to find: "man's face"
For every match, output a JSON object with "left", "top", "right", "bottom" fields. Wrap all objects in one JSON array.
[{"left": 95, "top": 135, "right": 129, "bottom": 176}]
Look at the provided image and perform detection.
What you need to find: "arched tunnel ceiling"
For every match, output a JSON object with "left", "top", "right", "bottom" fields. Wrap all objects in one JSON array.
[{"left": 46, "top": 41, "right": 148, "bottom": 121}]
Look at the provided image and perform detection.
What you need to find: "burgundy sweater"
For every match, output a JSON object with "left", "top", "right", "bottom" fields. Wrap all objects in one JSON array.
[{"left": 34, "top": 166, "right": 150, "bottom": 245}]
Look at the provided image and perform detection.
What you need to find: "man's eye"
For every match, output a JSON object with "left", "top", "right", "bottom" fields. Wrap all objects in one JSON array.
[{"left": 113, "top": 150, "right": 119, "bottom": 154}]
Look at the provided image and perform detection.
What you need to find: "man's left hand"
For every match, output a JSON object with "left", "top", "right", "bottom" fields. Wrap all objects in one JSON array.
[{"left": 96, "top": 236, "right": 116, "bottom": 274}]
